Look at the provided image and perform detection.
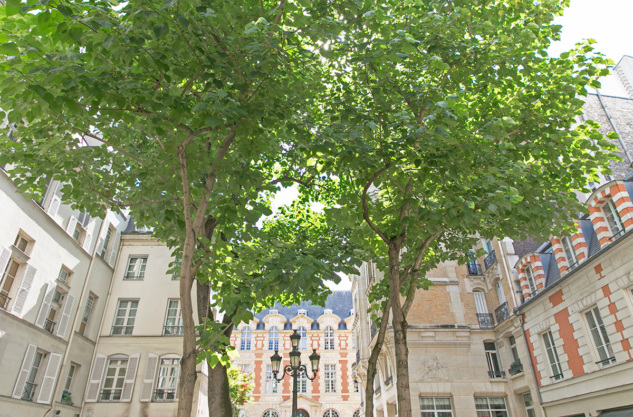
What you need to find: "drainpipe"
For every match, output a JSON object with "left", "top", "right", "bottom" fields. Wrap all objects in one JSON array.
[
  {"left": 497, "top": 239, "right": 518, "bottom": 308},
  {"left": 44, "top": 210, "right": 109, "bottom": 417},
  {"left": 596, "top": 89, "right": 633, "bottom": 167}
]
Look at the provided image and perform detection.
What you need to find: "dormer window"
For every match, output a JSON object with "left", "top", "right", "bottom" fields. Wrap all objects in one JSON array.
[
  {"left": 324, "top": 309, "right": 333, "bottom": 315},
  {"left": 525, "top": 266, "right": 537, "bottom": 295},
  {"left": 561, "top": 236, "right": 578, "bottom": 270},
  {"left": 269, "top": 309, "right": 278, "bottom": 315},
  {"left": 603, "top": 199, "right": 624, "bottom": 238},
  {"left": 298, "top": 309, "right": 307, "bottom": 316}
]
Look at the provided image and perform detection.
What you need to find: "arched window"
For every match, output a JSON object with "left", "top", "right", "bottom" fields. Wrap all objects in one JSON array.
[
  {"left": 324, "top": 326, "right": 335, "bottom": 350},
  {"left": 263, "top": 410, "right": 279, "bottom": 417},
  {"left": 473, "top": 291, "right": 492, "bottom": 328},
  {"left": 240, "top": 328, "right": 251, "bottom": 351},
  {"left": 323, "top": 410, "right": 340, "bottom": 417},
  {"left": 268, "top": 327, "right": 279, "bottom": 351},
  {"left": 297, "top": 327, "right": 307, "bottom": 350},
  {"left": 155, "top": 355, "right": 180, "bottom": 401},
  {"left": 525, "top": 266, "right": 537, "bottom": 294},
  {"left": 603, "top": 199, "right": 625, "bottom": 236}
]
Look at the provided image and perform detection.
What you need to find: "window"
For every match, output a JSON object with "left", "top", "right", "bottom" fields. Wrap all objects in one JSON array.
[
  {"left": 298, "top": 327, "right": 307, "bottom": 350},
  {"left": 324, "top": 364, "right": 336, "bottom": 393},
  {"left": 543, "top": 331, "right": 563, "bottom": 380},
  {"left": 265, "top": 365, "right": 278, "bottom": 394},
  {"left": 420, "top": 397, "right": 453, "bottom": 417},
  {"left": 269, "top": 327, "right": 279, "bottom": 351},
  {"left": 585, "top": 307, "right": 615, "bottom": 365},
  {"left": 603, "top": 199, "right": 624, "bottom": 237},
  {"left": 124, "top": 256, "right": 147, "bottom": 280},
  {"left": 297, "top": 370, "right": 308, "bottom": 394},
  {"left": 475, "top": 397, "right": 508, "bottom": 417},
  {"left": 523, "top": 393, "right": 536, "bottom": 417},
  {"left": 239, "top": 363, "right": 250, "bottom": 374},
  {"left": 22, "top": 351, "right": 45, "bottom": 401},
  {"left": 0, "top": 258, "right": 20, "bottom": 310},
  {"left": 62, "top": 363, "right": 78, "bottom": 404},
  {"left": 324, "top": 326, "right": 335, "bottom": 350},
  {"left": 484, "top": 342, "right": 504, "bottom": 378},
  {"left": 44, "top": 288, "right": 67, "bottom": 334},
  {"left": 57, "top": 267, "right": 71, "bottom": 283},
  {"left": 171, "top": 258, "right": 181, "bottom": 280},
  {"left": 163, "top": 299, "right": 183, "bottom": 336},
  {"left": 79, "top": 293, "right": 96, "bottom": 336},
  {"left": 100, "top": 226, "right": 114, "bottom": 258},
  {"left": 323, "top": 410, "right": 340, "bottom": 417},
  {"left": 354, "top": 380, "right": 359, "bottom": 393},
  {"left": 525, "top": 266, "right": 537, "bottom": 294},
  {"left": 101, "top": 357, "right": 128, "bottom": 401},
  {"left": 561, "top": 236, "right": 578, "bottom": 269},
  {"left": 241, "top": 328, "right": 252, "bottom": 350},
  {"left": 112, "top": 300, "right": 138, "bottom": 335},
  {"left": 509, "top": 336, "right": 520, "bottom": 363},
  {"left": 14, "top": 234, "right": 31, "bottom": 254},
  {"left": 154, "top": 357, "right": 179, "bottom": 401},
  {"left": 263, "top": 410, "right": 279, "bottom": 417}
]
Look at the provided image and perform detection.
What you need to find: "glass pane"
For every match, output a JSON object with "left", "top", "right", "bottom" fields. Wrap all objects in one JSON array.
[
  {"left": 435, "top": 398, "right": 452, "bottom": 409},
  {"left": 475, "top": 398, "right": 488, "bottom": 409},
  {"left": 420, "top": 398, "right": 435, "bottom": 408}
]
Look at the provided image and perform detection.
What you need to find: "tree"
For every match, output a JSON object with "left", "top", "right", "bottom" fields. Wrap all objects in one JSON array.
[
  {"left": 0, "top": 1, "right": 352, "bottom": 416},
  {"left": 227, "top": 365, "right": 254, "bottom": 415},
  {"left": 305, "top": 0, "right": 615, "bottom": 416}
]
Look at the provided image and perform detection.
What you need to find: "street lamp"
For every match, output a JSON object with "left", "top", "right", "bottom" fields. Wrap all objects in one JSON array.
[{"left": 270, "top": 329, "right": 320, "bottom": 417}]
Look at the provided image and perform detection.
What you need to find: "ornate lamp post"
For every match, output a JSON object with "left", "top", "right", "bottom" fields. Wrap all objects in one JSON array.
[{"left": 270, "top": 329, "right": 320, "bottom": 417}]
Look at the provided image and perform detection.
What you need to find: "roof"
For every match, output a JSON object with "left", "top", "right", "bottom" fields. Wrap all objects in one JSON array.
[{"left": 254, "top": 291, "right": 353, "bottom": 331}]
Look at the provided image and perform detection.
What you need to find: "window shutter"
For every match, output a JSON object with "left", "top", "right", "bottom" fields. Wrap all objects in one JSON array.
[
  {"left": 85, "top": 353, "right": 107, "bottom": 402},
  {"left": 35, "top": 282, "right": 56, "bottom": 328},
  {"left": 56, "top": 293, "right": 75, "bottom": 338},
  {"left": 47, "top": 196, "right": 61, "bottom": 217},
  {"left": 83, "top": 232, "right": 93, "bottom": 252},
  {"left": 121, "top": 353, "right": 140, "bottom": 402},
  {"left": 12, "top": 265, "right": 37, "bottom": 317},
  {"left": 108, "top": 231, "right": 121, "bottom": 266},
  {"left": 0, "top": 246, "right": 10, "bottom": 276},
  {"left": 66, "top": 216, "right": 78, "bottom": 235},
  {"left": 139, "top": 354, "right": 158, "bottom": 402},
  {"left": 36, "top": 352, "right": 62, "bottom": 404},
  {"left": 96, "top": 220, "right": 109, "bottom": 256},
  {"left": 12, "top": 344, "right": 37, "bottom": 399}
]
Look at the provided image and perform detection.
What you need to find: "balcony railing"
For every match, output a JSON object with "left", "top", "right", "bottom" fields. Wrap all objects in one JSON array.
[
  {"left": 0, "top": 293, "right": 10, "bottom": 310},
  {"left": 610, "top": 228, "right": 625, "bottom": 241},
  {"left": 22, "top": 382, "right": 37, "bottom": 401},
  {"left": 385, "top": 376, "right": 392, "bottom": 386},
  {"left": 370, "top": 322, "right": 377, "bottom": 341},
  {"left": 123, "top": 273, "right": 145, "bottom": 280},
  {"left": 163, "top": 325, "right": 184, "bottom": 336},
  {"left": 111, "top": 325, "right": 134, "bottom": 336},
  {"left": 44, "top": 319, "right": 56, "bottom": 334},
  {"left": 550, "top": 373, "right": 564, "bottom": 381},
  {"left": 494, "top": 302, "right": 510, "bottom": 324},
  {"left": 488, "top": 370, "right": 506, "bottom": 379},
  {"left": 374, "top": 386, "right": 381, "bottom": 396},
  {"left": 596, "top": 357, "right": 616, "bottom": 366},
  {"left": 508, "top": 361, "right": 523, "bottom": 375},
  {"left": 100, "top": 388, "right": 123, "bottom": 402},
  {"left": 476, "top": 313, "right": 494, "bottom": 329},
  {"left": 484, "top": 250, "right": 497, "bottom": 270},
  {"left": 153, "top": 388, "right": 176, "bottom": 402},
  {"left": 467, "top": 262, "right": 483, "bottom": 276}
]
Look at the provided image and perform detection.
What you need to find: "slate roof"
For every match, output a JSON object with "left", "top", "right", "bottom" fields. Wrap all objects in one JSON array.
[{"left": 253, "top": 291, "right": 353, "bottom": 331}]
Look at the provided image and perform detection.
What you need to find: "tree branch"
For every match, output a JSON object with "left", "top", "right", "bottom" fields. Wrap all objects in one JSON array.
[{"left": 361, "top": 166, "right": 391, "bottom": 243}]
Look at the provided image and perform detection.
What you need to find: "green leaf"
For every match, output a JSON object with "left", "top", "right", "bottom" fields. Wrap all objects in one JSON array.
[{"left": 0, "top": 43, "right": 19, "bottom": 56}]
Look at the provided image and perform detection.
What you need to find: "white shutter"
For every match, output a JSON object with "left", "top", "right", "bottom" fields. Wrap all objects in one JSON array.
[
  {"left": 35, "top": 282, "right": 56, "bottom": 328},
  {"left": 496, "top": 280, "right": 506, "bottom": 305},
  {"left": 96, "top": 237, "right": 105, "bottom": 258},
  {"left": 36, "top": 352, "right": 62, "bottom": 404},
  {"left": 12, "top": 265, "right": 37, "bottom": 317},
  {"left": 121, "top": 353, "right": 140, "bottom": 402},
  {"left": 85, "top": 354, "right": 107, "bottom": 402},
  {"left": 108, "top": 231, "right": 121, "bottom": 267},
  {"left": 47, "top": 196, "right": 61, "bottom": 217},
  {"left": 0, "top": 247, "right": 10, "bottom": 276},
  {"left": 12, "top": 344, "right": 37, "bottom": 399},
  {"left": 83, "top": 232, "right": 93, "bottom": 252},
  {"left": 66, "top": 216, "right": 78, "bottom": 235},
  {"left": 140, "top": 354, "right": 158, "bottom": 402},
  {"left": 473, "top": 291, "right": 489, "bottom": 315},
  {"left": 56, "top": 293, "right": 75, "bottom": 338}
]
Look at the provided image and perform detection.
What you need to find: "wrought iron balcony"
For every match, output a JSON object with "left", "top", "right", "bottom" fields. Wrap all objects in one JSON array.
[
  {"left": 467, "top": 262, "right": 483, "bottom": 276},
  {"left": 111, "top": 325, "right": 134, "bottom": 336},
  {"left": 0, "top": 293, "right": 10, "bottom": 310},
  {"left": 163, "top": 325, "right": 184, "bottom": 336},
  {"left": 153, "top": 388, "right": 176, "bottom": 402},
  {"left": 494, "top": 302, "right": 510, "bottom": 324},
  {"left": 550, "top": 373, "right": 564, "bottom": 381},
  {"left": 21, "top": 382, "right": 37, "bottom": 401},
  {"left": 385, "top": 376, "right": 392, "bottom": 386},
  {"left": 484, "top": 250, "right": 497, "bottom": 270},
  {"left": 99, "top": 388, "right": 123, "bottom": 402},
  {"left": 44, "top": 319, "right": 56, "bottom": 334},
  {"left": 596, "top": 357, "right": 616, "bottom": 366},
  {"left": 508, "top": 361, "right": 523, "bottom": 375},
  {"left": 488, "top": 370, "right": 506, "bottom": 379},
  {"left": 477, "top": 313, "right": 494, "bottom": 329}
]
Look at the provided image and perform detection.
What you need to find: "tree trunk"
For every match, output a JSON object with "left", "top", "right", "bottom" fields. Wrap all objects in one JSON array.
[
  {"left": 363, "top": 302, "right": 390, "bottom": 417},
  {"left": 177, "top": 246, "right": 197, "bottom": 417},
  {"left": 388, "top": 243, "right": 412, "bottom": 417}
]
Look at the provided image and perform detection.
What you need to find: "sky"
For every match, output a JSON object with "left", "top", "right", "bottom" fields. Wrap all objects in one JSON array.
[{"left": 279, "top": 0, "right": 632, "bottom": 293}]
